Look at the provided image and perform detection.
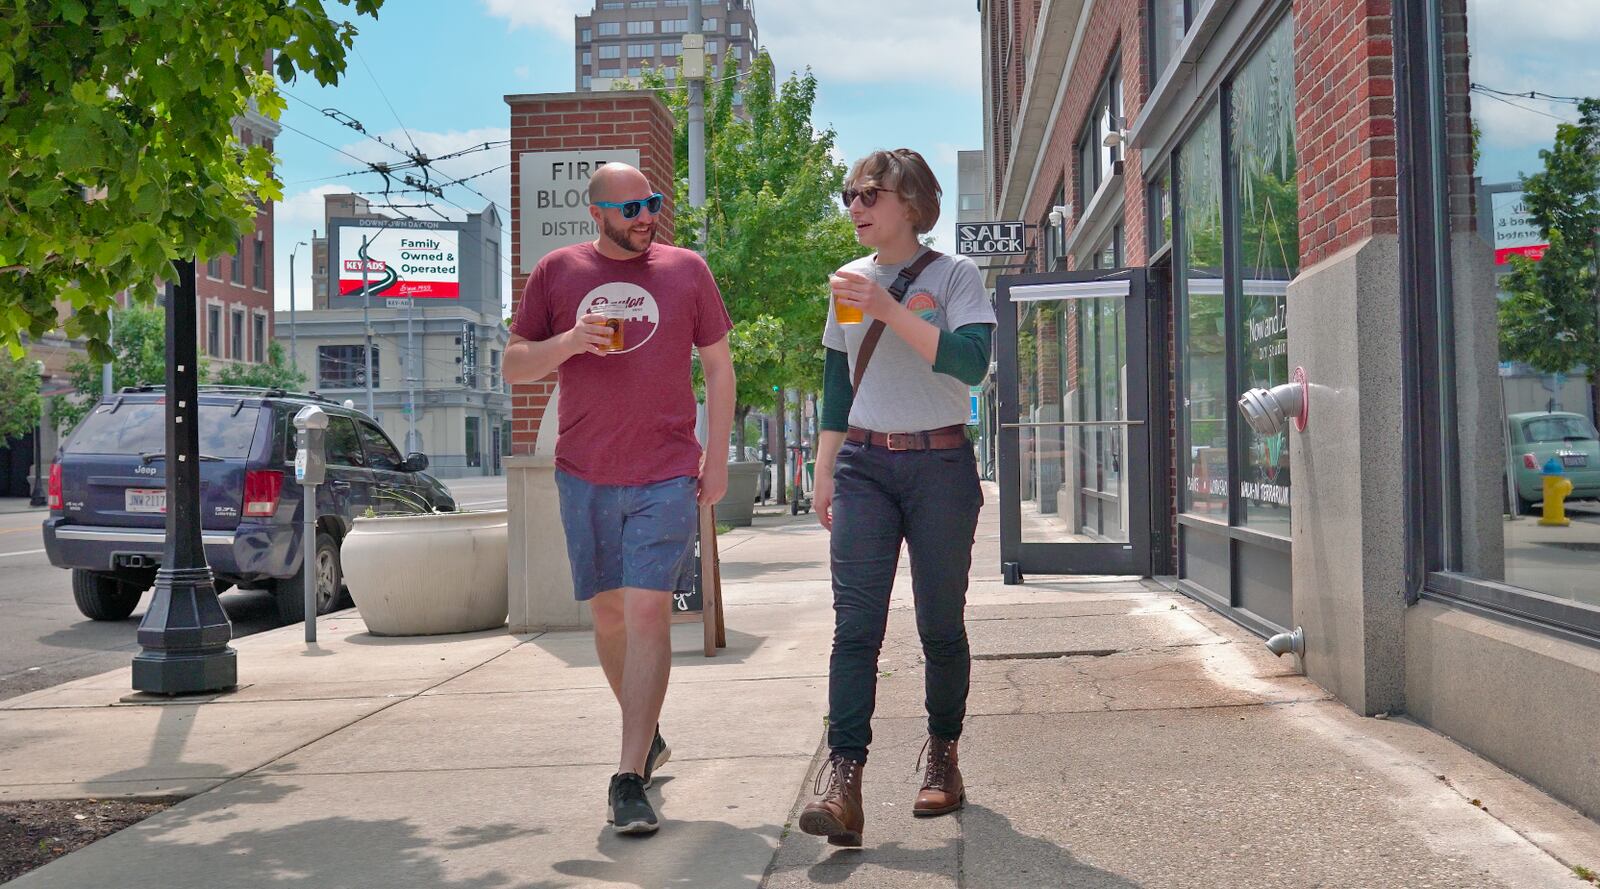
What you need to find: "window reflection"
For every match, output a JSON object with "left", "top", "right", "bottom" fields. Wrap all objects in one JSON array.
[{"left": 1179, "top": 110, "right": 1226, "bottom": 518}]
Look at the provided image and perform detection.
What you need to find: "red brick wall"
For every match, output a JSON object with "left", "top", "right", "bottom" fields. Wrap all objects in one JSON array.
[
  {"left": 1440, "top": 0, "right": 1474, "bottom": 233},
  {"left": 504, "top": 91, "right": 677, "bottom": 455},
  {"left": 1018, "top": 0, "right": 1144, "bottom": 264},
  {"left": 1293, "top": 0, "right": 1398, "bottom": 268}
]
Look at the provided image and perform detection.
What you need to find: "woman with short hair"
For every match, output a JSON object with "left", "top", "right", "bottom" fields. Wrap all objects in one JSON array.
[{"left": 798, "top": 148, "right": 996, "bottom": 847}]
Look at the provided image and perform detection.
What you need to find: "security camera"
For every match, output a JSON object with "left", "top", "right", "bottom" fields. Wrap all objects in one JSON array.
[{"left": 1238, "top": 369, "right": 1309, "bottom": 435}]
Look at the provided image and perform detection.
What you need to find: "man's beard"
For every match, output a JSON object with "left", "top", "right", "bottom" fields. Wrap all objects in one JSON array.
[{"left": 602, "top": 217, "right": 655, "bottom": 254}]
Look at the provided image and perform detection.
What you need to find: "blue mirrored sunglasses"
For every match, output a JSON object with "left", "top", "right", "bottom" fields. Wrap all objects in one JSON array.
[{"left": 593, "top": 193, "right": 665, "bottom": 219}]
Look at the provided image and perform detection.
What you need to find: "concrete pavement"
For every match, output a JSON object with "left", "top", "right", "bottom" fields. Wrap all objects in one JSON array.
[{"left": 0, "top": 485, "right": 1597, "bottom": 887}]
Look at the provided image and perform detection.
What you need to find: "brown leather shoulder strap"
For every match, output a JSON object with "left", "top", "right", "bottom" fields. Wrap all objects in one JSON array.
[{"left": 851, "top": 250, "right": 943, "bottom": 392}]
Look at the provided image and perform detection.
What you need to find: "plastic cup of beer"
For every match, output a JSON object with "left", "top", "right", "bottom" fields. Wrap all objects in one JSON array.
[
  {"left": 595, "top": 303, "right": 628, "bottom": 352},
  {"left": 831, "top": 276, "right": 863, "bottom": 325}
]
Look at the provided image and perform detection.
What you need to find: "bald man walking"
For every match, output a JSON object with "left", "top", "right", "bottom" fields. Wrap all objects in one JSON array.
[{"left": 505, "top": 163, "right": 736, "bottom": 834}]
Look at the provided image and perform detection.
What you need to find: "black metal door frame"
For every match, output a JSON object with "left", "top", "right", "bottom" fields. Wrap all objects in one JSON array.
[{"left": 995, "top": 267, "right": 1154, "bottom": 582}]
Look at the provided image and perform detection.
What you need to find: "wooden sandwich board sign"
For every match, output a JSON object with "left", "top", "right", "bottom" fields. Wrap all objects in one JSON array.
[{"left": 672, "top": 504, "right": 727, "bottom": 656}]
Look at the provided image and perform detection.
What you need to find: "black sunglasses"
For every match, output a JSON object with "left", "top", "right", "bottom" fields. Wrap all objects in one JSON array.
[
  {"left": 841, "top": 186, "right": 895, "bottom": 209},
  {"left": 593, "top": 193, "right": 665, "bottom": 219}
]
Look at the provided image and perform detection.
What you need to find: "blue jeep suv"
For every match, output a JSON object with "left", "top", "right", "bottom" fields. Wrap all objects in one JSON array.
[{"left": 43, "top": 386, "right": 457, "bottom": 623}]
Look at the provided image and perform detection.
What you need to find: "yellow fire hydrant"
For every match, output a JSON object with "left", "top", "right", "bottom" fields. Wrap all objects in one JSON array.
[{"left": 1539, "top": 457, "right": 1573, "bottom": 527}]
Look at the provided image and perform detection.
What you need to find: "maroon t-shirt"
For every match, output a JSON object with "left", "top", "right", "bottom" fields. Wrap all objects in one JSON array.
[{"left": 512, "top": 241, "right": 733, "bottom": 486}]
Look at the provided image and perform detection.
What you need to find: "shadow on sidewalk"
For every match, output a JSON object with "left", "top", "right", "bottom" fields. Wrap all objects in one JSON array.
[
  {"left": 525, "top": 627, "right": 771, "bottom": 668},
  {"left": 795, "top": 803, "right": 1143, "bottom": 888},
  {"left": 340, "top": 626, "right": 514, "bottom": 647},
  {"left": 96, "top": 797, "right": 552, "bottom": 889},
  {"left": 551, "top": 819, "right": 782, "bottom": 888}
]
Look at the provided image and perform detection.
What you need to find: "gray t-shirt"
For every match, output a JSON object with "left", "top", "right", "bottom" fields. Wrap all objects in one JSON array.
[{"left": 822, "top": 248, "right": 997, "bottom": 433}]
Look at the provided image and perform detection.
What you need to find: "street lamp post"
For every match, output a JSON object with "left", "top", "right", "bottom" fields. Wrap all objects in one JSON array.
[
  {"left": 131, "top": 259, "right": 237, "bottom": 695},
  {"left": 289, "top": 240, "right": 307, "bottom": 375}
]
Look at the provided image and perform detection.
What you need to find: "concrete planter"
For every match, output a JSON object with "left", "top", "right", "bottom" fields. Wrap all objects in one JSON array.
[
  {"left": 715, "top": 461, "right": 762, "bottom": 527},
  {"left": 342, "top": 510, "right": 509, "bottom": 636},
  {"left": 506, "top": 455, "right": 588, "bottom": 632}
]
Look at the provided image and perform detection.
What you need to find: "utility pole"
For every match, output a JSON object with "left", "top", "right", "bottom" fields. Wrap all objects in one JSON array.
[
  {"left": 405, "top": 296, "right": 416, "bottom": 453},
  {"left": 361, "top": 234, "right": 375, "bottom": 417},
  {"left": 289, "top": 240, "right": 307, "bottom": 375},
  {"left": 688, "top": 0, "right": 706, "bottom": 243}
]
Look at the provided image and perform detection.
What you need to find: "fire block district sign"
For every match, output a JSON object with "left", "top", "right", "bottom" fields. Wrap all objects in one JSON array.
[
  {"left": 519, "top": 149, "right": 642, "bottom": 273},
  {"left": 957, "top": 221, "right": 1025, "bottom": 257}
]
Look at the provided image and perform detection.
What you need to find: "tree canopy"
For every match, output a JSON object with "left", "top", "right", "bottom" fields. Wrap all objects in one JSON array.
[
  {"left": 644, "top": 52, "right": 860, "bottom": 417},
  {"left": 1, "top": 0, "right": 385, "bottom": 361},
  {"left": 1499, "top": 98, "right": 1600, "bottom": 419}
]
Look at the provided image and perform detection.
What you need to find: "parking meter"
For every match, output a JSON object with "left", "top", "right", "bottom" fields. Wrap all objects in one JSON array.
[
  {"left": 293, "top": 406, "right": 329, "bottom": 486},
  {"left": 292, "top": 406, "right": 329, "bottom": 642}
]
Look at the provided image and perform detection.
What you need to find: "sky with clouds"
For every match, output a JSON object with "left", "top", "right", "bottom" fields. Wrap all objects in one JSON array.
[
  {"left": 270, "top": 0, "right": 985, "bottom": 317},
  {"left": 1466, "top": 0, "right": 1600, "bottom": 184}
]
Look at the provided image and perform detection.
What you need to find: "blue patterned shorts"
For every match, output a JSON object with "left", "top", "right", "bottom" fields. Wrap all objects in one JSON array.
[{"left": 553, "top": 470, "right": 699, "bottom": 600}]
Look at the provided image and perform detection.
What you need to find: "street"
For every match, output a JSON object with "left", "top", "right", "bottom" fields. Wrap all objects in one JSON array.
[{"left": 0, "top": 476, "right": 507, "bottom": 703}]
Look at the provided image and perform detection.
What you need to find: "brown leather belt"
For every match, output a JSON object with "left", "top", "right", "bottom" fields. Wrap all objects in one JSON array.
[{"left": 846, "top": 424, "right": 969, "bottom": 452}]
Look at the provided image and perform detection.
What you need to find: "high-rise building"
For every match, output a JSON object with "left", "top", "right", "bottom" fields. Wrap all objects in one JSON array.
[{"left": 574, "top": 0, "right": 759, "bottom": 104}]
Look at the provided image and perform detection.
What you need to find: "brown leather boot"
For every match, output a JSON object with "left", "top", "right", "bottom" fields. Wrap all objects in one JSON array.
[
  {"left": 913, "top": 735, "right": 964, "bottom": 817},
  {"left": 798, "top": 755, "right": 864, "bottom": 847}
]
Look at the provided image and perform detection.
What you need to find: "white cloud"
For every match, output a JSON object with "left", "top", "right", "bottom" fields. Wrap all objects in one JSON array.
[
  {"left": 1468, "top": 0, "right": 1600, "bottom": 46},
  {"left": 760, "top": 0, "right": 981, "bottom": 93},
  {"left": 272, "top": 184, "right": 356, "bottom": 313},
  {"left": 480, "top": 0, "right": 590, "bottom": 36},
  {"left": 482, "top": 0, "right": 982, "bottom": 92}
]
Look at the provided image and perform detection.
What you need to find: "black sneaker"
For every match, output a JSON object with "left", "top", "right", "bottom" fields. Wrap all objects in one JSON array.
[
  {"left": 643, "top": 728, "right": 671, "bottom": 788},
  {"left": 608, "top": 772, "right": 659, "bottom": 835}
]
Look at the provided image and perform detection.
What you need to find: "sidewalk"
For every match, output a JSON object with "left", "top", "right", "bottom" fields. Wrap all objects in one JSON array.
[
  {"left": 0, "top": 498, "right": 43, "bottom": 516},
  {"left": 1, "top": 487, "right": 1597, "bottom": 887}
]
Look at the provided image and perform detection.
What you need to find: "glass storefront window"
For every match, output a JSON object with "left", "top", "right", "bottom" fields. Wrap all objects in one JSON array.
[
  {"left": 1149, "top": 166, "right": 1173, "bottom": 256},
  {"left": 1439, "top": 0, "right": 1600, "bottom": 618},
  {"left": 1017, "top": 295, "right": 1130, "bottom": 545},
  {"left": 1231, "top": 16, "right": 1297, "bottom": 534},
  {"left": 1179, "top": 109, "right": 1226, "bottom": 518}
]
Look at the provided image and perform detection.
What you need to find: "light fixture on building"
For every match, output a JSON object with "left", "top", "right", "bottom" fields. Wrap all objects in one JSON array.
[
  {"left": 1238, "top": 366, "right": 1309, "bottom": 435},
  {"left": 1047, "top": 204, "right": 1072, "bottom": 229}
]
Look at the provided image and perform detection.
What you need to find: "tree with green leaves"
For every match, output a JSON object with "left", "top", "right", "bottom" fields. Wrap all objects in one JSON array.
[
  {"left": 1499, "top": 98, "right": 1600, "bottom": 423},
  {"left": 216, "top": 340, "right": 306, "bottom": 390},
  {"left": 643, "top": 53, "right": 860, "bottom": 446},
  {"left": 1, "top": 0, "right": 385, "bottom": 361},
  {"left": 55, "top": 301, "right": 194, "bottom": 433},
  {"left": 0, "top": 356, "right": 43, "bottom": 443}
]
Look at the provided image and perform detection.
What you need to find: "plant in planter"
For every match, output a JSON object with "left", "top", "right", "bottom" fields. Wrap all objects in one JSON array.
[{"left": 341, "top": 489, "right": 510, "bottom": 636}]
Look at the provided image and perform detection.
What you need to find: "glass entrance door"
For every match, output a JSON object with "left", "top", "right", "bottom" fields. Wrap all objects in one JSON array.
[{"left": 996, "top": 269, "right": 1153, "bottom": 581}]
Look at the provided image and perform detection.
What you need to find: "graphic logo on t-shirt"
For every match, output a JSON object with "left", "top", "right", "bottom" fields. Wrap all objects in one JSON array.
[
  {"left": 579, "top": 282, "right": 659, "bottom": 354},
  {"left": 905, "top": 291, "right": 941, "bottom": 325}
]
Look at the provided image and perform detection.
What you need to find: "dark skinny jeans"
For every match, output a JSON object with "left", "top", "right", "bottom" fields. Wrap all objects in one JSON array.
[{"left": 826, "top": 438, "right": 982, "bottom": 764}]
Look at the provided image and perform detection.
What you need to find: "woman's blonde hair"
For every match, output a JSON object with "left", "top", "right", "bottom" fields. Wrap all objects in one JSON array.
[{"left": 846, "top": 148, "right": 942, "bottom": 234}]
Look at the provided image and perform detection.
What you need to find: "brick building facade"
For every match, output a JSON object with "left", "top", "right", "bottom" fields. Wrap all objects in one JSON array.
[
  {"left": 981, "top": 0, "right": 1600, "bottom": 820},
  {"left": 198, "top": 108, "right": 281, "bottom": 370},
  {"left": 503, "top": 91, "right": 677, "bottom": 455}
]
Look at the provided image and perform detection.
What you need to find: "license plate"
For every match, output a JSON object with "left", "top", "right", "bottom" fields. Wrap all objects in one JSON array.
[
  {"left": 125, "top": 488, "right": 167, "bottom": 513},
  {"left": 1562, "top": 453, "right": 1589, "bottom": 468}
]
